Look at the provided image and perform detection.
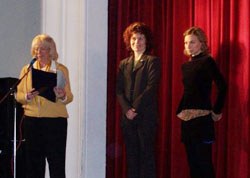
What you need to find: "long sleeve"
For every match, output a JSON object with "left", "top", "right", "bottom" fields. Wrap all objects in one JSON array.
[
  {"left": 208, "top": 59, "right": 227, "bottom": 114},
  {"left": 16, "top": 61, "right": 73, "bottom": 118},
  {"left": 177, "top": 54, "right": 227, "bottom": 114},
  {"left": 116, "top": 55, "right": 161, "bottom": 115},
  {"left": 116, "top": 59, "right": 132, "bottom": 115},
  {"left": 132, "top": 57, "right": 161, "bottom": 113}
]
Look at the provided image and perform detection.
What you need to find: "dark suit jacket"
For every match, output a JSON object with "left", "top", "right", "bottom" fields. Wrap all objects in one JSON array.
[{"left": 116, "top": 54, "right": 161, "bottom": 126}]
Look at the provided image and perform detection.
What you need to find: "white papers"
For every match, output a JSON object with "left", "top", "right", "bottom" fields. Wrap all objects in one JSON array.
[{"left": 57, "top": 70, "right": 66, "bottom": 88}]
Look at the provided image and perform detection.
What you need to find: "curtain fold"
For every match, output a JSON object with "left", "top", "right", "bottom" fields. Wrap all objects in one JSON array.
[{"left": 107, "top": 0, "right": 250, "bottom": 177}]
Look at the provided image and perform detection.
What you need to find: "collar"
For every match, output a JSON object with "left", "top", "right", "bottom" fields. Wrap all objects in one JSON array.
[
  {"left": 191, "top": 52, "right": 207, "bottom": 61},
  {"left": 33, "top": 60, "right": 57, "bottom": 73}
]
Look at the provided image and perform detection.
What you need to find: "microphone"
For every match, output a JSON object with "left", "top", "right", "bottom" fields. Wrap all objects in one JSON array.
[{"left": 28, "top": 58, "right": 37, "bottom": 69}]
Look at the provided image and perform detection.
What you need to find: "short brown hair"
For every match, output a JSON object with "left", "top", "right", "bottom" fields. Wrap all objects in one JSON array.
[{"left": 123, "top": 22, "right": 154, "bottom": 54}]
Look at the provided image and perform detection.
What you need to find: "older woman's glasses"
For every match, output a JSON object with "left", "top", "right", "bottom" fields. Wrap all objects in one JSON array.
[{"left": 34, "top": 47, "right": 49, "bottom": 52}]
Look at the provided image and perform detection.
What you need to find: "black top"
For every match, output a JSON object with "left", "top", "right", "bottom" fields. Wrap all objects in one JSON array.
[
  {"left": 177, "top": 53, "right": 227, "bottom": 115},
  {"left": 116, "top": 54, "right": 161, "bottom": 126}
]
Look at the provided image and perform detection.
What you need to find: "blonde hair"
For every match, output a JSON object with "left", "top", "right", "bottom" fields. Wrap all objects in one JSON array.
[
  {"left": 183, "top": 26, "right": 209, "bottom": 56},
  {"left": 31, "top": 34, "right": 59, "bottom": 60}
]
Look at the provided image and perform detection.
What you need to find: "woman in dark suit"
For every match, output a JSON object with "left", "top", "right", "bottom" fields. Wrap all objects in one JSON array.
[{"left": 116, "top": 22, "right": 161, "bottom": 178}]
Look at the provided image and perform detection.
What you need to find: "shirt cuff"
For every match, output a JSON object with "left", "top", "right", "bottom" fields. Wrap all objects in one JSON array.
[
  {"left": 25, "top": 94, "right": 32, "bottom": 102},
  {"left": 59, "top": 95, "right": 67, "bottom": 102}
]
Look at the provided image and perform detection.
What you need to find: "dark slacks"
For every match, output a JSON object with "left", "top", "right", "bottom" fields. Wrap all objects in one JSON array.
[
  {"left": 184, "top": 142, "right": 215, "bottom": 178},
  {"left": 121, "top": 117, "right": 156, "bottom": 178},
  {"left": 24, "top": 116, "right": 67, "bottom": 178},
  {"left": 181, "top": 114, "right": 215, "bottom": 178}
]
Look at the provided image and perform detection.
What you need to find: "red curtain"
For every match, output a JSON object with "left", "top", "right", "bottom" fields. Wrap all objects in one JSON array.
[{"left": 106, "top": 0, "right": 250, "bottom": 178}]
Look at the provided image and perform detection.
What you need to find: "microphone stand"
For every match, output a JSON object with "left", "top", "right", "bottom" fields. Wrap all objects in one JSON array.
[{"left": 0, "top": 65, "right": 32, "bottom": 178}]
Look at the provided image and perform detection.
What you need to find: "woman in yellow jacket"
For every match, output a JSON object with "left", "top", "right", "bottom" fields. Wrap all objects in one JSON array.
[{"left": 16, "top": 34, "right": 73, "bottom": 178}]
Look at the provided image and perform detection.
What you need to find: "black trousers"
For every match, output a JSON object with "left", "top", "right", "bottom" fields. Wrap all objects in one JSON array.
[
  {"left": 184, "top": 142, "right": 215, "bottom": 178},
  {"left": 23, "top": 116, "right": 67, "bottom": 178},
  {"left": 121, "top": 117, "right": 156, "bottom": 178}
]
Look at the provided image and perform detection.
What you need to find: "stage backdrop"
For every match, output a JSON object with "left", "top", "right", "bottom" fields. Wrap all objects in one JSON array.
[{"left": 106, "top": 0, "right": 250, "bottom": 178}]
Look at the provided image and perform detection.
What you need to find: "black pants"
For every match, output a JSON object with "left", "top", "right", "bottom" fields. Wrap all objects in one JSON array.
[
  {"left": 184, "top": 142, "right": 215, "bottom": 178},
  {"left": 121, "top": 118, "right": 156, "bottom": 178},
  {"left": 24, "top": 116, "right": 67, "bottom": 178}
]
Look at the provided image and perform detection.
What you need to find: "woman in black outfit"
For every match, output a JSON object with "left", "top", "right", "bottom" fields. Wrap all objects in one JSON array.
[
  {"left": 176, "top": 27, "right": 227, "bottom": 178},
  {"left": 116, "top": 22, "right": 161, "bottom": 178}
]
